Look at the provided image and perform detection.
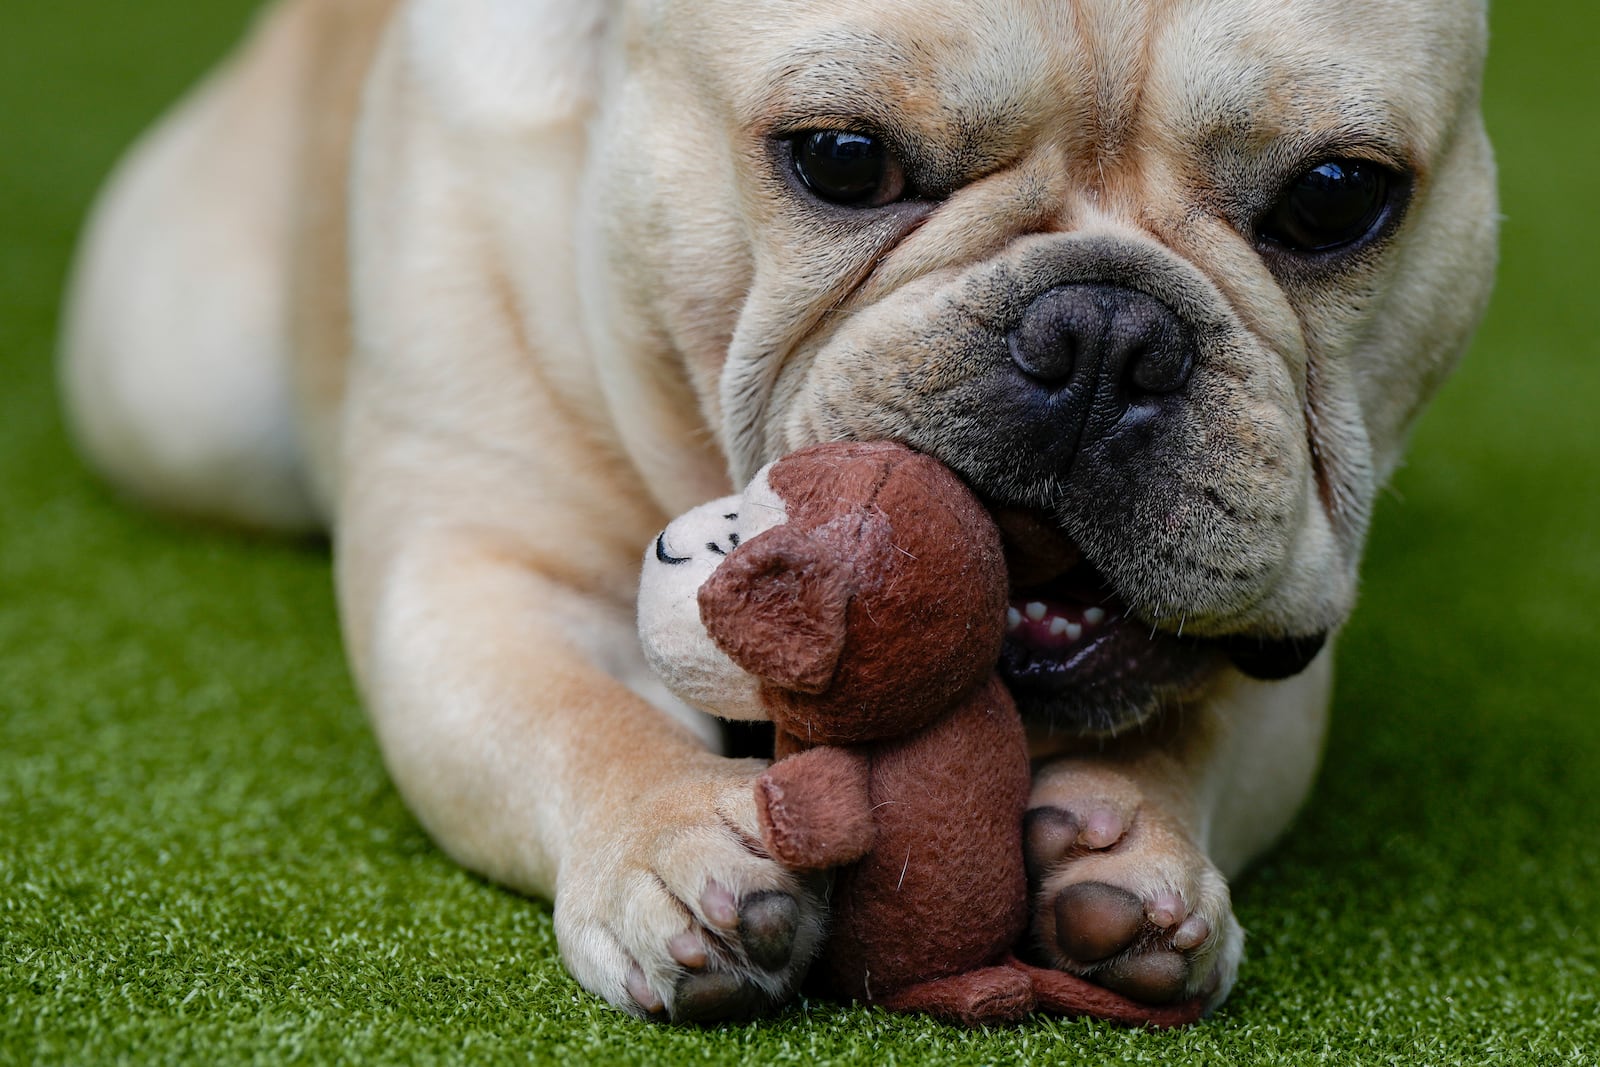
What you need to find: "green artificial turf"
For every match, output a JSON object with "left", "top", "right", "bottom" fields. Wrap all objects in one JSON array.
[{"left": 3, "top": 3, "right": 1598, "bottom": 1064}]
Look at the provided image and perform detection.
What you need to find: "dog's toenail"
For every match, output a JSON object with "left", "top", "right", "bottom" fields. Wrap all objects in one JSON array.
[
  {"left": 668, "top": 931, "right": 708, "bottom": 968},
  {"left": 1024, "top": 807, "right": 1080, "bottom": 877},
  {"left": 1173, "top": 913, "right": 1211, "bottom": 951},
  {"left": 1147, "top": 892, "right": 1185, "bottom": 928},
  {"left": 627, "top": 964, "right": 664, "bottom": 1015},
  {"left": 1054, "top": 881, "right": 1145, "bottom": 962},
  {"left": 739, "top": 891, "right": 799, "bottom": 971},
  {"left": 1081, "top": 809, "right": 1123, "bottom": 849},
  {"left": 700, "top": 881, "right": 739, "bottom": 929}
]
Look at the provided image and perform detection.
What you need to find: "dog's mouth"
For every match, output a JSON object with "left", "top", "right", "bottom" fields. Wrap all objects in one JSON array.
[
  {"left": 993, "top": 508, "right": 1325, "bottom": 736},
  {"left": 993, "top": 508, "right": 1212, "bottom": 735}
]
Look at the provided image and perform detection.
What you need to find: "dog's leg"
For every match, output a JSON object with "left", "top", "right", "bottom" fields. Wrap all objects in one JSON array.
[
  {"left": 333, "top": 505, "right": 830, "bottom": 1021},
  {"left": 327, "top": 13, "right": 828, "bottom": 1020},
  {"left": 1023, "top": 656, "right": 1332, "bottom": 1010},
  {"left": 59, "top": 0, "right": 330, "bottom": 531},
  {"left": 60, "top": 0, "right": 399, "bottom": 531}
]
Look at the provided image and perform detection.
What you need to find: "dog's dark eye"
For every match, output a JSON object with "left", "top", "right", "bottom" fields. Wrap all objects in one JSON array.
[
  {"left": 790, "top": 130, "right": 906, "bottom": 207},
  {"left": 1258, "top": 159, "right": 1397, "bottom": 254}
]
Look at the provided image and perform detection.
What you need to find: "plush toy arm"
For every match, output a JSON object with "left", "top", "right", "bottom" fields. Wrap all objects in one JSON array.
[{"left": 755, "top": 748, "right": 875, "bottom": 870}]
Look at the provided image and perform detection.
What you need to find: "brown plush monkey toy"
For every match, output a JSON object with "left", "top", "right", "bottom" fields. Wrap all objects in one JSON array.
[{"left": 638, "top": 441, "right": 1203, "bottom": 1027}]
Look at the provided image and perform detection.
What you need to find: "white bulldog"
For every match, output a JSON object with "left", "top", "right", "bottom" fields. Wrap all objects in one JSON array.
[{"left": 61, "top": 0, "right": 1497, "bottom": 1022}]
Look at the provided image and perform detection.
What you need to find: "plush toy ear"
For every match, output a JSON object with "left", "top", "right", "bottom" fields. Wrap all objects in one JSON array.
[{"left": 697, "top": 525, "right": 851, "bottom": 694}]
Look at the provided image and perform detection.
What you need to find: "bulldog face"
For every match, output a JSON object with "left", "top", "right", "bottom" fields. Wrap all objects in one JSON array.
[{"left": 596, "top": 0, "right": 1498, "bottom": 734}]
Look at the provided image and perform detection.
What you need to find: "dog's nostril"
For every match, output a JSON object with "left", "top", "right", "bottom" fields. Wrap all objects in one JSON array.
[
  {"left": 1007, "top": 309, "right": 1079, "bottom": 385},
  {"left": 1129, "top": 351, "right": 1191, "bottom": 394},
  {"left": 1125, "top": 338, "right": 1192, "bottom": 395},
  {"left": 1118, "top": 297, "right": 1192, "bottom": 395}
]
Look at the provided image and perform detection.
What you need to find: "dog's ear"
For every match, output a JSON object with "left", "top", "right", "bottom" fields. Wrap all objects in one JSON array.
[{"left": 698, "top": 525, "right": 851, "bottom": 694}]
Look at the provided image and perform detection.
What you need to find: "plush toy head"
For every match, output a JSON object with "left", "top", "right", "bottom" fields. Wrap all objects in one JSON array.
[
  {"left": 637, "top": 467, "right": 789, "bottom": 722},
  {"left": 638, "top": 441, "right": 1007, "bottom": 744}
]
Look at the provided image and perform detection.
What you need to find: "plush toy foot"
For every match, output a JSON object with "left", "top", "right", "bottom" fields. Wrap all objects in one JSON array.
[
  {"left": 876, "top": 966, "right": 1035, "bottom": 1026},
  {"left": 1004, "top": 956, "right": 1205, "bottom": 1028},
  {"left": 1023, "top": 764, "right": 1242, "bottom": 1012}
]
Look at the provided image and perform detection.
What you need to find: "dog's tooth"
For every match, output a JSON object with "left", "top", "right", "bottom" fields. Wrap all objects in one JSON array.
[
  {"left": 1007, "top": 607, "right": 1023, "bottom": 631},
  {"left": 1049, "top": 617, "right": 1070, "bottom": 637},
  {"left": 1065, "top": 621, "right": 1083, "bottom": 641},
  {"left": 1025, "top": 602, "right": 1047, "bottom": 622},
  {"left": 1083, "top": 607, "right": 1106, "bottom": 626}
]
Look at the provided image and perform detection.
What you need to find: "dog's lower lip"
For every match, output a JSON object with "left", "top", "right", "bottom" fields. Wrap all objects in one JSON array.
[
  {"left": 1001, "top": 620, "right": 1122, "bottom": 681},
  {"left": 999, "top": 605, "right": 1217, "bottom": 736}
]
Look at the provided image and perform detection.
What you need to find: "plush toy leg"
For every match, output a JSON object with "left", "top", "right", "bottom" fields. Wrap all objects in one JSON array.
[
  {"left": 1004, "top": 955, "right": 1206, "bottom": 1028},
  {"left": 875, "top": 966, "right": 1035, "bottom": 1026}
]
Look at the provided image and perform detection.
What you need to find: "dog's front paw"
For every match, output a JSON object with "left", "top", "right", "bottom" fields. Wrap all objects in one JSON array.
[
  {"left": 553, "top": 756, "right": 828, "bottom": 1023},
  {"left": 1023, "top": 762, "right": 1242, "bottom": 1011}
]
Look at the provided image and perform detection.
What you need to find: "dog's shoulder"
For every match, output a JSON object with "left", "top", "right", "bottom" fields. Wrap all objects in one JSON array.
[{"left": 396, "top": 0, "right": 611, "bottom": 134}]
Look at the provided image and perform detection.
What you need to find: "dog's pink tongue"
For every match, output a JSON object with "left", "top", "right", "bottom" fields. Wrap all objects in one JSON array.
[{"left": 1006, "top": 596, "right": 1115, "bottom": 653}]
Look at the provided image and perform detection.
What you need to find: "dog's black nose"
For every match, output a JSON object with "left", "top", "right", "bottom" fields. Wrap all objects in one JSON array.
[
  {"left": 1008, "top": 284, "right": 1194, "bottom": 399},
  {"left": 991, "top": 283, "right": 1196, "bottom": 478}
]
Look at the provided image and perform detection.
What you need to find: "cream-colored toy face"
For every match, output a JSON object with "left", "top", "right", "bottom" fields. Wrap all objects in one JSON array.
[
  {"left": 637, "top": 470, "right": 789, "bottom": 721},
  {"left": 600, "top": 0, "right": 1497, "bottom": 733}
]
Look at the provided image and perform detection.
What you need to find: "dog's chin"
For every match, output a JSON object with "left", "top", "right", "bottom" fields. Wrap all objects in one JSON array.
[{"left": 993, "top": 508, "right": 1325, "bottom": 737}]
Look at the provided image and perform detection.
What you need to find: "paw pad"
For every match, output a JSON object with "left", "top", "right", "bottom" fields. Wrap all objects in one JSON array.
[
  {"left": 738, "top": 891, "right": 801, "bottom": 972},
  {"left": 641, "top": 884, "right": 810, "bottom": 1023},
  {"left": 1022, "top": 793, "right": 1236, "bottom": 1010},
  {"left": 1053, "top": 881, "right": 1146, "bottom": 963}
]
